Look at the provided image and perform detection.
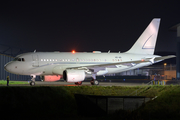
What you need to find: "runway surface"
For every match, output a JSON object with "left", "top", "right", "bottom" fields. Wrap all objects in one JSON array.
[
  {"left": 2, "top": 79, "right": 180, "bottom": 86},
  {"left": 33, "top": 81, "right": 148, "bottom": 86}
]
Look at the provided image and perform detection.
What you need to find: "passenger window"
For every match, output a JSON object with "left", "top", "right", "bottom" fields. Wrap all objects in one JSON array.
[{"left": 13, "top": 58, "right": 17, "bottom": 61}]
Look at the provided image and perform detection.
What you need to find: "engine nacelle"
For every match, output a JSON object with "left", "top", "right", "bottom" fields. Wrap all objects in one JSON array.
[{"left": 63, "top": 70, "right": 85, "bottom": 82}]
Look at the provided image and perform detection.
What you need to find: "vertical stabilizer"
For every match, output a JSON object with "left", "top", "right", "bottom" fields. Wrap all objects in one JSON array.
[{"left": 126, "top": 18, "right": 161, "bottom": 55}]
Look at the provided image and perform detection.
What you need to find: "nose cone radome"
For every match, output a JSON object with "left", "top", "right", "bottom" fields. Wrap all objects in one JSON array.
[
  {"left": 4, "top": 63, "right": 10, "bottom": 72},
  {"left": 4, "top": 62, "right": 23, "bottom": 75},
  {"left": 4, "top": 62, "right": 14, "bottom": 73}
]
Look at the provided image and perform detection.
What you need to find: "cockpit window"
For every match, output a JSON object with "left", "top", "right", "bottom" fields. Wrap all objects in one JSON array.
[
  {"left": 13, "top": 57, "right": 25, "bottom": 62},
  {"left": 18, "top": 58, "right": 21, "bottom": 61},
  {"left": 13, "top": 58, "right": 18, "bottom": 61}
]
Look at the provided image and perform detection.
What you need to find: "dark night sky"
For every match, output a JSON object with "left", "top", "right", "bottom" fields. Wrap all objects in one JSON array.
[{"left": 0, "top": 1, "right": 180, "bottom": 53}]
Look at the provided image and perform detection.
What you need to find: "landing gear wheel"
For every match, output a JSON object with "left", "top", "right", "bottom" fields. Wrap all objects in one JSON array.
[
  {"left": 94, "top": 80, "right": 99, "bottom": 85},
  {"left": 91, "top": 80, "right": 94, "bottom": 85},
  {"left": 75, "top": 81, "right": 82, "bottom": 85},
  {"left": 30, "top": 74, "right": 36, "bottom": 86},
  {"left": 30, "top": 81, "right": 35, "bottom": 86},
  {"left": 91, "top": 79, "right": 99, "bottom": 85}
]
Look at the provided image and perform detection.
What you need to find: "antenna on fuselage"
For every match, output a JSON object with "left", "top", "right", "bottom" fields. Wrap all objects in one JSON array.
[
  {"left": 108, "top": 50, "right": 110, "bottom": 53},
  {"left": 34, "top": 50, "right": 36, "bottom": 53}
]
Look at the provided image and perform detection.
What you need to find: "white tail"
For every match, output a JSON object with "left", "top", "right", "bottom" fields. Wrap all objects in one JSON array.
[{"left": 126, "top": 18, "right": 161, "bottom": 55}]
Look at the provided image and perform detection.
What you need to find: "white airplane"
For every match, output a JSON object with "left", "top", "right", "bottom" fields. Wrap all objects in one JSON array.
[{"left": 4, "top": 18, "right": 175, "bottom": 86}]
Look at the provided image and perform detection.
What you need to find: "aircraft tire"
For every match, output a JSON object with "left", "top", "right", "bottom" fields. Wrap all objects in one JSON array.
[
  {"left": 90, "top": 80, "right": 94, "bottom": 85},
  {"left": 30, "top": 81, "right": 35, "bottom": 86},
  {"left": 75, "top": 81, "right": 82, "bottom": 85},
  {"left": 94, "top": 80, "right": 99, "bottom": 85}
]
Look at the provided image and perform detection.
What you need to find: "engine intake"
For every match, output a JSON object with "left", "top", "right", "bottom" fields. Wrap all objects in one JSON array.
[{"left": 63, "top": 70, "right": 85, "bottom": 82}]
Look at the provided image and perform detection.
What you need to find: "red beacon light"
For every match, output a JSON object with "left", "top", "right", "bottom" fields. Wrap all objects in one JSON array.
[{"left": 72, "top": 50, "right": 75, "bottom": 54}]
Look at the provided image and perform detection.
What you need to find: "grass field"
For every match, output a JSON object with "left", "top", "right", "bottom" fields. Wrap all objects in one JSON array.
[
  {"left": 106, "top": 85, "right": 180, "bottom": 120},
  {"left": 0, "top": 80, "right": 28, "bottom": 85},
  {"left": 0, "top": 85, "right": 179, "bottom": 119}
]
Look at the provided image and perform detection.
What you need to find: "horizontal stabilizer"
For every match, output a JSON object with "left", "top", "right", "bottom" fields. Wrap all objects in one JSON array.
[
  {"left": 145, "top": 55, "right": 176, "bottom": 63},
  {"left": 154, "top": 55, "right": 176, "bottom": 62}
]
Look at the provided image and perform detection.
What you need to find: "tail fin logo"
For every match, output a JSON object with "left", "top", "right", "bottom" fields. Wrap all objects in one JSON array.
[{"left": 142, "top": 34, "right": 155, "bottom": 49}]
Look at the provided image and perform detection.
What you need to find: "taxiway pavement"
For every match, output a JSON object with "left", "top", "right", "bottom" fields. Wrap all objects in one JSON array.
[{"left": 1, "top": 79, "right": 180, "bottom": 86}]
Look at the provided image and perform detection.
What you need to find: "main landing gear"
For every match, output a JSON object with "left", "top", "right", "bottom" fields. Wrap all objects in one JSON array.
[
  {"left": 90, "top": 74, "right": 99, "bottom": 85},
  {"left": 30, "top": 75, "right": 36, "bottom": 86},
  {"left": 75, "top": 81, "right": 82, "bottom": 85},
  {"left": 90, "top": 79, "right": 99, "bottom": 85}
]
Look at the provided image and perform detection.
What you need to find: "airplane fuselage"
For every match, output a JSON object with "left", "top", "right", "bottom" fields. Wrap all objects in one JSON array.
[{"left": 5, "top": 52, "right": 160, "bottom": 76}]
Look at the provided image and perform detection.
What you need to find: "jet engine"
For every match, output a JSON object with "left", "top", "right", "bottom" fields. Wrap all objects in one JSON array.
[{"left": 63, "top": 70, "right": 85, "bottom": 82}]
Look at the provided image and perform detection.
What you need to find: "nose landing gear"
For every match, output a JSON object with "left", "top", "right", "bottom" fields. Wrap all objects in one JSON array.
[
  {"left": 30, "top": 75, "right": 36, "bottom": 86},
  {"left": 30, "top": 81, "right": 35, "bottom": 86}
]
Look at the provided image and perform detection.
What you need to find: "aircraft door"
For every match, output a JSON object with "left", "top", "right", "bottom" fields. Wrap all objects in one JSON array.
[{"left": 32, "top": 55, "right": 39, "bottom": 67}]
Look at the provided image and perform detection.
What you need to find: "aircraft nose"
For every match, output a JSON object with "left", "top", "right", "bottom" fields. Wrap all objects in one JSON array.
[
  {"left": 4, "top": 63, "right": 10, "bottom": 72},
  {"left": 4, "top": 62, "right": 12, "bottom": 73}
]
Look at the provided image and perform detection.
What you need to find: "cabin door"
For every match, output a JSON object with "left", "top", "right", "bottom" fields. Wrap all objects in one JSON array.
[{"left": 32, "top": 55, "right": 39, "bottom": 67}]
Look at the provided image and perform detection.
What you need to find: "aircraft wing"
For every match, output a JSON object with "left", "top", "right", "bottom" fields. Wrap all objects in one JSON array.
[
  {"left": 66, "top": 59, "right": 143, "bottom": 71},
  {"left": 66, "top": 55, "right": 176, "bottom": 71}
]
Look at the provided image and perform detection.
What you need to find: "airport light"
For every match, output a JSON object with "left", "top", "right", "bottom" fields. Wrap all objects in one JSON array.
[{"left": 164, "top": 63, "right": 167, "bottom": 70}]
